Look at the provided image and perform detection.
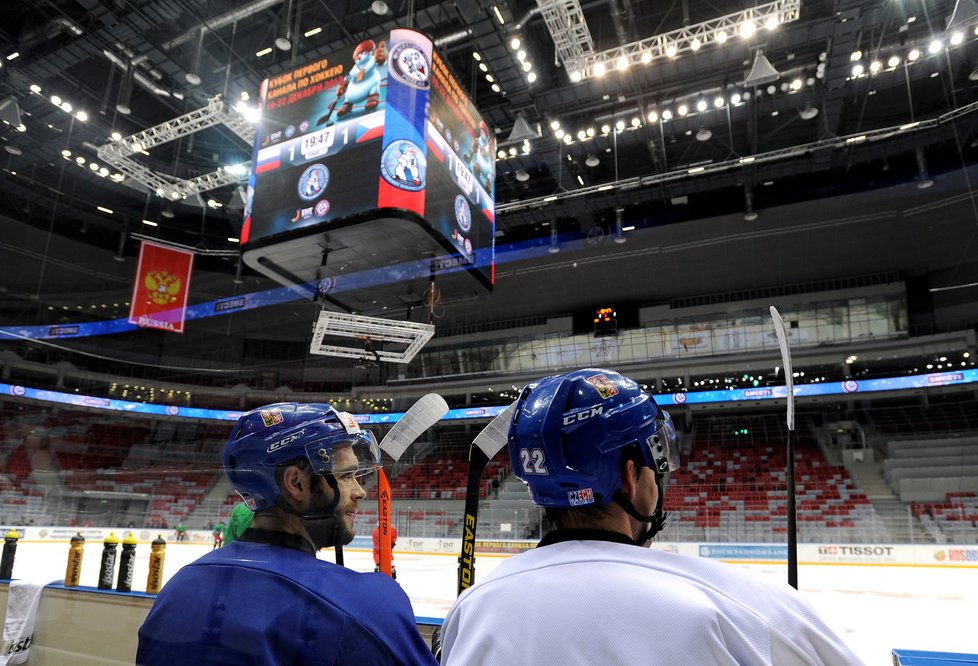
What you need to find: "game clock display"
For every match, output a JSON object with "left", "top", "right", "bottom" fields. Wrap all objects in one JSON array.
[{"left": 241, "top": 28, "right": 495, "bottom": 287}]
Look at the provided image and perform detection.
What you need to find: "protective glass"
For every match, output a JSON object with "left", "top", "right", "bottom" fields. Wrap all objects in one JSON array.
[
  {"left": 645, "top": 410, "right": 680, "bottom": 474},
  {"left": 305, "top": 430, "right": 382, "bottom": 479}
]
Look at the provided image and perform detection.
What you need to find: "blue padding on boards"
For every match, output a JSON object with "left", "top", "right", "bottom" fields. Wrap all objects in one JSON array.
[{"left": 892, "top": 649, "right": 978, "bottom": 664}]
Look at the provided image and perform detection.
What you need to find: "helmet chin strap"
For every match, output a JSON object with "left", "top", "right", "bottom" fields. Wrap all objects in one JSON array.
[
  {"left": 280, "top": 473, "right": 342, "bottom": 550},
  {"left": 612, "top": 472, "right": 669, "bottom": 546}
]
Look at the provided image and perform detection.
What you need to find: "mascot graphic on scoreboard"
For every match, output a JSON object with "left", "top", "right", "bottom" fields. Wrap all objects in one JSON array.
[
  {"left": 321, "top": 39, "right": 388, "bottom": 123},
  {"left": 394, "top": 143, "right": 422, "bottom": 185},
  {"left": 463, "top": 120, "right": 494, "bottom": 193}
]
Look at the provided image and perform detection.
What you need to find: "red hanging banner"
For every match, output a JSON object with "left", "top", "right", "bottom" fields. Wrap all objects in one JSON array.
[{"left": 127, "top": 241, "right": 195, "bottom": 333}]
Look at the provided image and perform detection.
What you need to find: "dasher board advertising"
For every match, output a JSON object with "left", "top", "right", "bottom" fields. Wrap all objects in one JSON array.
[{"left": 241, "top": 29, "right": 494, "bottom": 292}]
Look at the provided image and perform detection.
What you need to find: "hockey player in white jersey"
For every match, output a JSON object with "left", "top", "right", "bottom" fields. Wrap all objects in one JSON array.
[{"left": 440, "top": 368, "right": 864, "bottom": 665}]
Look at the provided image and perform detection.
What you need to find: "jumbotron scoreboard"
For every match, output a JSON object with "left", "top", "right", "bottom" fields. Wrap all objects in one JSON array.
[{"left": 240, "top": 28, "right": 495, "bottom": 299}]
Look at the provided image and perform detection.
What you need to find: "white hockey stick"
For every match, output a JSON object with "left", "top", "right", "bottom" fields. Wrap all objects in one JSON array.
[
  {"left": 379, "top": 393, "right": 450, "bottom": 462},
  {"left": 770, "top": 306, "right": 798, "bottom": 589},
  {"left": 372, "top": 393, "right": 449, "bottom": 574}
]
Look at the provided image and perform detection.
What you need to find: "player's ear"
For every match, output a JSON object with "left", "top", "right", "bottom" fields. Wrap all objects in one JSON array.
[
  {"left": 619, "top": 457, "right": 640, "bottom": 502},
  {"left": 280, "top": 465, "right": 307, "bottom": 501}
]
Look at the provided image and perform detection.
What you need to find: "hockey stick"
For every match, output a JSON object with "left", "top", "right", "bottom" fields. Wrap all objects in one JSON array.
[
  {"left": 373, "top": 393, "right": 450, "bottom": 576},
  {"left": 317, "top": 95, "right": 341, "bottom": 126},
  {"left": 377, "top": 467, "right": 392, "bottom": 575},
  {"left": 770, "top": 306, "right": 798, "bottom": 590},
  {"left": 457, "top": 403, "right": 516, "bottom": 595}
]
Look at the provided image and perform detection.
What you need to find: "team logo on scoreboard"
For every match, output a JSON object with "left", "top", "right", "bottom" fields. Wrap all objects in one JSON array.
[
  {"left": 454, "top": 195, "right": 472, "bottom": 233},
  {"left": 297, "top": 163, "right": 330, "bottom": 201},
  {"left": 381, "top": 140, "right": 426, "bottom": 191},
  {"left": 389, "top": 42, "right": 430, "bottom": 89}
]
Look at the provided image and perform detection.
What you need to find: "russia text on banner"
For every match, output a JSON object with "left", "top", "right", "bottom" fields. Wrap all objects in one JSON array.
[{"left": 127, "top": 241, "right": 195, "bottom": 333}]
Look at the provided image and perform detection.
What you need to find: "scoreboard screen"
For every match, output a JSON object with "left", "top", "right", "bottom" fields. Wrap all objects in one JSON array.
[{"left": 241, "top": 29, "right": 494, "bottom": 289}]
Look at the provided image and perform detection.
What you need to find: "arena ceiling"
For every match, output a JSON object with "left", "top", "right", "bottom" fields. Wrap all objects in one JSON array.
[{"left": 1, "top": 0, "right": 978, "bottom": 353}]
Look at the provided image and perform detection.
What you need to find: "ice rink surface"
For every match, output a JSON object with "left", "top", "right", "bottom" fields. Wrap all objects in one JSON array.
[{"left": 8, "top": 541, "right": 977, "bottom": 666}]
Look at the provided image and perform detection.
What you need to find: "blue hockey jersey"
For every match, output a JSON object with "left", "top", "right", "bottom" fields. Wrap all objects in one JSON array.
[{"left": 137, "top": 529, "right": 437, "bottom": 665}]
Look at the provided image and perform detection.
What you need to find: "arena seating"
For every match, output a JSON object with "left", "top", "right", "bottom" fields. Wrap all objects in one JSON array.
[
  {"left": 879, "top": 434, "right": 978, "bottom": 506},
  {"left": 2, "top": 398, "right": 974, "bottom": 546},
  {"left": 0, "top": 403, "right": 227, "bottom": 528},
  {"left": 912, "top": 493, "right": 978, "bottom": 544},
  {"left": 0, "top": 406, "right": 56, "bottom": 525},
  {"left": 375, "top": 432, "right": 508, "bottom": 501},
  {"left": 661, "top": 414, "right": 885, "bottom": 543}
]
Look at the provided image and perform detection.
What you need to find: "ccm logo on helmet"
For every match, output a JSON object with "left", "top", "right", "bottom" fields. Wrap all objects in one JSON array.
[
  {"left": 562, "top": 405, "right": 603, "bottom": 426},
  {"left": 267, "top": 430, "right": 304, "bottom": 453}
]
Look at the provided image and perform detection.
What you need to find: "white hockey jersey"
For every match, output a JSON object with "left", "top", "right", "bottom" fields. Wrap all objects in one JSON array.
[{"left": 441, "top": 531, "right": 864, "bottom": 665}]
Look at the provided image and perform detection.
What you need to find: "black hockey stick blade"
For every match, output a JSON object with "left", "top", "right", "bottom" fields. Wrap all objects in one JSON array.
[
  {"left": 770, "top": 306, "right": 798, "bottom": 590},
  {"left": 457, "top": 402, "right": 516, "bottom": 595}
]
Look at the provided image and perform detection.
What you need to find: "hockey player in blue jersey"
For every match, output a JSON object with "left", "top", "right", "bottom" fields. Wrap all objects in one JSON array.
[
  {"left": 440, "top": 369, "right": 864, "bottom": 665},
  {"left": 137, "top": 403, "right": 438, "bottom": 665}
]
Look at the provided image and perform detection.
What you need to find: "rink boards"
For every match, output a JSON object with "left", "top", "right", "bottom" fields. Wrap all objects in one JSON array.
[{"left": 1, "top": 536, "right": 976, "bottom": 665}]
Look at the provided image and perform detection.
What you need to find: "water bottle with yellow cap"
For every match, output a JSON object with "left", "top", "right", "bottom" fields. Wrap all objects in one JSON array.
[
  {"left": 1, "top": 528, "right": 19, "bottom": 579},
  {"left": 116, "top": 532, "right": 138, "bottom": 592},
  {"left": 97, "top": 532, "right": 119, "bottom": 589}
]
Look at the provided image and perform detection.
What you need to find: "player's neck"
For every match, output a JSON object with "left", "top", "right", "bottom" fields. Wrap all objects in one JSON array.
[{"left": 252, "top": 510, "right": 304, "bottom": 537}]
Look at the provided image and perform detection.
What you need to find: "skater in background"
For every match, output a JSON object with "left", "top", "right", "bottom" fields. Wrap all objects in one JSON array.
[
  {"left": 372, "top": 523, "right": 398, "bottom": 580},
  {"left": 440, "top": 368, "right": 864, "bottom": 665},
  {"left": 138, "top": 403, "right": 437, "bottom": 665}
]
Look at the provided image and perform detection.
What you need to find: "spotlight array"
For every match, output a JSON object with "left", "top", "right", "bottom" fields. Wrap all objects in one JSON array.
[
  {"left": 847, "top": 24, "right": 978, "bottom": 82},
  {"left": 568, "top": 0, "right": 800, "bottom": 82},
  {"left": 549, "top": 67, "right": 818, "bottom": 146},
  {"left": 473, "top": 51, "right": 504, "bottom": 93},
  {"left": 509, "top": 39, "right": 538, "bottom": 83}
]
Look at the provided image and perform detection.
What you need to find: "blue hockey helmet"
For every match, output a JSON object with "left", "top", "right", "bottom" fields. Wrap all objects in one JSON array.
[
  {"left": 508, "top": 369, "right": 679, "bottom": 509},
  {"left": 222, "top": 403, "right": 381, "bottom": 511}
]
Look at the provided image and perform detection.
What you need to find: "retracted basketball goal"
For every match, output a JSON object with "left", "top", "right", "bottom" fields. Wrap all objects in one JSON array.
[{"left": 310, "top": 311, "right": 434, "bottom": 363}]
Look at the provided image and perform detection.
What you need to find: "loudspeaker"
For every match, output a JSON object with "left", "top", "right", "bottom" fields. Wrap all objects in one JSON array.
[
  {"left": 0, "top": 97, "right": 22, "bottom": 126},
  {"left": 745, "top": 52, "right": 780, "bottom": 87}
]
